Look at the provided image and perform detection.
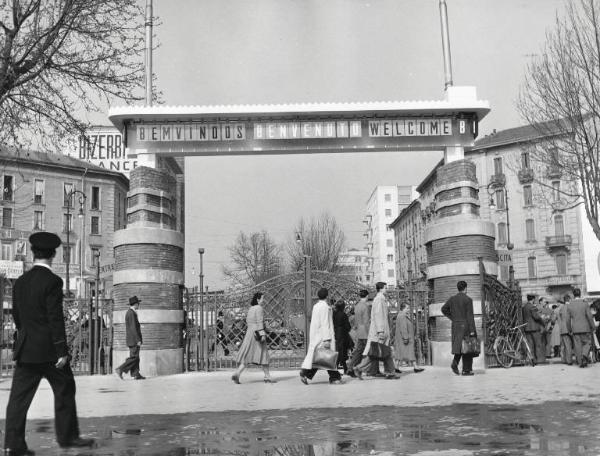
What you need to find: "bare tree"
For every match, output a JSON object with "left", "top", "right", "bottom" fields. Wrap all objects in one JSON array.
[
  {"left": 288, "top": 212, "right": 346, "bottom": 272},
  {"left": 518, "top": 0, "right": 600, "bottom": 240},
  {"left": 223, "top": 231, "right": 283, "bottom": 287},
  {"left": 0, "top": 0, "right": 148, "bottom": 150}
]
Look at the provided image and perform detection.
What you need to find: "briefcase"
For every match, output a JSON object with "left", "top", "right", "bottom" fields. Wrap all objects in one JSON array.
[
  {"left": 312, "top": 343, "right": 338, "bottom": 370},
  {"left": 461, "top": 335, "right": 481, "bottom": 357}
]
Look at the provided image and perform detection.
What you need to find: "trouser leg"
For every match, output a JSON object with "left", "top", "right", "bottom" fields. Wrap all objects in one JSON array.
[
  {"left": 327, "top": 370, "right": 341, "bottom": 381},
  {"left": 44, "top": 363, "right": 80, "bottom": 445},
  {"left": 300, "top": 368, "right": 318, "bottom": 380},
  {"left": 4, "top": 363, "right": 43, "bottom": 451},
  {"left": 382, "top": 354, "right": 395, "bottom": 374},
  {"left": 572, "top": 334, "right": 584, "bottom": 365},
  {"left": 533, "top": 331, "right": 545, "bottom": 363},
  {"left": 561, "top": 334, "right": 573, "bottom": 364},
  {"left": 452, "top": 354, "right": 462, "bottom": 369},
  {"left": 347, "top": 339, "right": 366, "bottom": 370},
  {"left": 462, "top": 355, "right": 474, "bottom": 373}
]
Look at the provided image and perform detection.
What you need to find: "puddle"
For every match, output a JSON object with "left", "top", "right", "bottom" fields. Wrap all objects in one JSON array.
[{"left": 1, "top": 401, "right": 598, "bottom": 455}]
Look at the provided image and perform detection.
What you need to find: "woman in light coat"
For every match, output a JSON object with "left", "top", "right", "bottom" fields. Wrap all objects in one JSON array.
[
  {"left": 393, "top": 303, "right": 424, "bottom": 373},
  {"left": 299, "top": 287, "right": 342, "bottom": 385},
  {"left": 231, "top": 292, "right": 275, "bottom": 384}
]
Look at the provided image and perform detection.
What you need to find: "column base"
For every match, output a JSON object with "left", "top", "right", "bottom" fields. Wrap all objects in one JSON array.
[
  {"left": 430, "top": 341, "right": 485, "bottom": 370},
  {"left": 113, "top": 348, "right": 183, "bottom": 377}
]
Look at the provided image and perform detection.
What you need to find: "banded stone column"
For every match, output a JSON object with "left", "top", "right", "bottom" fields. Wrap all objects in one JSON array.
[
  {"left": 424, "top": 159, "right": 497, "bottom": 369},
  {"left": 112, "top": 166, "right": 184, "bottom": 376}
]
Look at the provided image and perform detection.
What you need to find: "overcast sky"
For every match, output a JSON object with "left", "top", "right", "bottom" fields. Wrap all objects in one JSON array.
[{"left": 118, "top": 0, "right": 566, "bottom": 289}]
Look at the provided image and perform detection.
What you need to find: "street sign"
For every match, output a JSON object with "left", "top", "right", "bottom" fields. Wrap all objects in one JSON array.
[{"left": 497, "top": 250, "right": 513, "bottom": 266}]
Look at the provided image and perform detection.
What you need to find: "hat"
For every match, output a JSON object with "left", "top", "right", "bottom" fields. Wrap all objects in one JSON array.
[
  {"left": 129, "top": 296, "right": 141, "bottom": 306},
  {"left": 29, "top": 231, "right": 61, "bottom": 250}
]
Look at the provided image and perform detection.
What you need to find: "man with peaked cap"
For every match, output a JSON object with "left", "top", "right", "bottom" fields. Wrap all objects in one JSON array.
[
  {"left": 114, "top": 295, "right": 145, "bottom": 380},
  {"left": 4, "top": 232, "right": 94, "bottom": 455}
]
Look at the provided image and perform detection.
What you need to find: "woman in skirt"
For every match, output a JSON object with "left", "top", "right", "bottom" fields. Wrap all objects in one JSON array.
[{"left": 231, "top": 292, "right": 276, "bottom": 383}]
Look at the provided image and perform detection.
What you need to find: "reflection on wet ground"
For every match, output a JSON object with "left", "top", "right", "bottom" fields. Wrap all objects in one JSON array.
[{"left": 1, "top": 401, "right": 599, "bottom": 455}]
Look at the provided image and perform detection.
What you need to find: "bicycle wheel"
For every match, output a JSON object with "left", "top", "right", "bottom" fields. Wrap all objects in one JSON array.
[{"left": 494, "top": 336, "right": 515, "bottom": 368}]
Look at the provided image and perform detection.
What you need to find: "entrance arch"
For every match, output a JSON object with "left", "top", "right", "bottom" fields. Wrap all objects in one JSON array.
[{"left": 108, "top": 86, "right": 496, "bottom": 375}]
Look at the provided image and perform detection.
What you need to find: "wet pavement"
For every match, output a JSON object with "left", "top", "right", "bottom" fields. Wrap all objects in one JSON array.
[
  {"left": 1, "top": 364, "right": 599, "bottom": 455},
  {"left": 3, "top": 401, "right": 600, "bottom": 455}
]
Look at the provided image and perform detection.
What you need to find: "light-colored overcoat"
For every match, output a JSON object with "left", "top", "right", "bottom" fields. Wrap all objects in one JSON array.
[
  {"left": 301, "top": 299, "right": 336, "bottom": 370},
  {"left": 353, "top": 298, "right": 370, "bottom": 340},
  {"left": 362, "top": 291, "right": 390, "bottom": 356}
]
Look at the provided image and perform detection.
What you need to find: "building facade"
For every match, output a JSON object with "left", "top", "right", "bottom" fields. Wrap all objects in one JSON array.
[
  {"left": 0, "top": 147, "right": 129, "bottom": 299},
  {"left": 363, "top": 185, "right": 415, "bottom": 286},
  {"left": 336, "top": 248, "right": 370, "bottom": 284}
]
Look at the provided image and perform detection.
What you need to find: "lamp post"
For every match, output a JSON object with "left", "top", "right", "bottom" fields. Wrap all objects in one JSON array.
[
  {"left": 487, "top": 181, "right": 515, "bottom": 285},
  {"left": 90, "top": 249, "right": 100, "bottom": 375},
  {"left": 198, "top": 248, "right": 206, "bottom": 371},
  {"left": 65, "top": 189, "right": 86, "bottom": 298},
  {"left": 296, "top": 233, "right": 311, "bottom": 354}
]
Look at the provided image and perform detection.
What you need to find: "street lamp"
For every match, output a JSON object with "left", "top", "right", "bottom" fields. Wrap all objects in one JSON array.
[
  {"left": 487, "top": 181, "right": 515, "bottom": 286},
  {"left": 198, "top": 248, "right": 206, "bottom": 371},
  {"left": 65, "top": 189, "right": 86, "bottom": 298},
  {"left": 296, "top": 233, "right": 311, "bottom": 353}
]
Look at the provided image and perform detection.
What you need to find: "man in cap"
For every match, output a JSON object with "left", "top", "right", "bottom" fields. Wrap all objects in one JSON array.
[
  {"left": 4, "top": 232, "right": 94, "bottom": 455},
  {"left": 114, "top": 296, "right": 145, "bottom": 380}
]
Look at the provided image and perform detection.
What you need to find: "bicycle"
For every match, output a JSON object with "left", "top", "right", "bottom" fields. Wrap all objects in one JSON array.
[{"left": 493, "top": 323, "right": 535, "bottom": 368}]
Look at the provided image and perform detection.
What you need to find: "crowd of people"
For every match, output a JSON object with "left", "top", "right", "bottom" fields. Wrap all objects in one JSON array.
[{"left": 522, "top": 288, "right": 599, "bottom": 368}]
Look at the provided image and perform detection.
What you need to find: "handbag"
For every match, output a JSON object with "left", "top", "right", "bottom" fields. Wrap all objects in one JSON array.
[
  {"left": 367, "top": 341, "right": 391, "bottom": 360},
  {"left": 253, "top": 330, "right": 262, "bottom": 342},
  {"left": 461, "top": 335, "right": 481, "bottom": 357},
  {"left": 312, "top": 342, "right": 338, "bottom": 370}
]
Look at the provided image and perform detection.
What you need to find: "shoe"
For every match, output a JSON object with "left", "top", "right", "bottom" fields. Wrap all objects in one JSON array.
[
  {"left": 385, "top": 374, "right": 400, "bottom": 379},
  {"left": 346, "top": 370, "right": 356, "bottom": 378},
  {"left": 462, "top": 371, "right": 474, "bottom": 376},
  {"left": 59, "top": 437, "right": 95, "bottom": 449},
  {"left": 374, "top": 372, "right": 385, "bottom": 377},
  {"left": 451, "top": 363, "right": 460, "bottom": 376},
  {"left": 299, "top": 374, "right": 308, "bottom": 385},
  {"left": 4, "top": 449, "right": 35, "bottom": 455},
  {"left": 414, "top": 367, "right": 424, "bottom": 373},
  {"left": 134, "top": 374, "right": 145, "bottom": 380},
  {"left": 114, "top": 368, "right": 123, "bottom": 380},
  {"left": 353, "top": 367, "right": 363, "bottom": 380},
  {"left": 329, "top": 379, "right": 344, "bottom": 384},
  {"left": 263, "top": 378, "right": 277, "bottom": 383},
  {"left": 231, "top": 374, "right": 240, "bottom": 384},
  {"left": 395, "top": 368, "right": 403, "bottom": 374},
  {"left": 582, "top": 357, "right": 589, "bottom": 368}
]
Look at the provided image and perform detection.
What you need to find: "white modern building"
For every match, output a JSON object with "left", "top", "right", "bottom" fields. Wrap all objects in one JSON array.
[{"left": 363, "top": 185, "right": 416, "bottom": 286}]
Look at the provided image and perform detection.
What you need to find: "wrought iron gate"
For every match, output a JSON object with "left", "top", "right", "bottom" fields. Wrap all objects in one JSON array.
[
  {"left": 184, "top": 272, "right": 431, "bottom": 371},
  {"left": 480, "top": 260, "right": 523, "bottom": 367}
]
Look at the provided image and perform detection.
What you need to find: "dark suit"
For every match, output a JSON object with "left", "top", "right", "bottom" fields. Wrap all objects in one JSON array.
[
  {"left": 5, "top": 265, "right": 81, "bottom": 451},
  {"left": 117, "top": 307, "right": 143, "bottom": 377},
  {"left": 522, "top": 301, "right": 545, "bottom": 363},
  {"left": 567, "top": 298, "right": 595, "bottom": 365},
  {"left": 441, "top": 291, "right": 477, "bottom": 374}
]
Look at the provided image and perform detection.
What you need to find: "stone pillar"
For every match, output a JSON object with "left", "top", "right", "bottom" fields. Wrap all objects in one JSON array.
[
  {"left": 424, "top": 158, "right": 497, "bottom": 369},
  {"left": 112, "top": 166, "right": 184, "bottom": 376}
]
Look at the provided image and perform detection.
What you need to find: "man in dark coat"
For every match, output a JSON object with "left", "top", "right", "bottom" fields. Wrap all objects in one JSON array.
[
  {"left": 567, "top": 288, "right": 595, "bottom": 367},
  {"left": 4, "top": 232, "right": 94, "bottom": 455},
  {"left": 558, "top": 297, "right": 574, "bottom": 364},
  {"left": 115, "top": 296, "right": 145, "bottom": 380},
  {"left": 441, "top": 280, "right": 477, "bottom": 376},
  {"left": 522, "top": 293, "right": 544, "bottom": 364}
]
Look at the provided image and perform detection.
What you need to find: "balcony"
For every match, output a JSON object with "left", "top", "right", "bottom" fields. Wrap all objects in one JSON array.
[
  {"left": 518, "top": 168, "right": 534, "bottom": 184},
  {"left": 547, "top": 165, "right": 562, "bottom": 179},
  {"left": 489, "top": 173, "right": 506, "bottom": 187},
  {"left": 545, "top": 235, "right": 572, "bottom": 250},
  {"left": 545, "top": 274, "right": 577, "bottom": 287}
]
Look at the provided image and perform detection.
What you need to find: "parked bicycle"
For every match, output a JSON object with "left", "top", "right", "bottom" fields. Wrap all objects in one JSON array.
[{"left": 493, "top": 323, "right": 535, "bottom": 368}]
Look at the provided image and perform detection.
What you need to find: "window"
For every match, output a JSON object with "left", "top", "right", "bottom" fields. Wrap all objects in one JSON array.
[
  {"left": 385, "top": 208, "right": 392, "bottom": 217},
  {"left": 62, "top": 245, "right": 72, "bottom": 264},
  {"left": 63, "top": 183, "right": 74, "bottom": 207},
  {"left": 493, "top": 157, "right": 503, "bottom": 175},
  {"left": 91, "top": 216, "right": 100, "bottom": 235},
  {"left": 387, "top": 254, "right": 394, "bottom": 262},
  {"left": 386, "top": 224, "right": 392, "bottom": 231},
  {"left": 523, "top": 185, "right": 533, "bottom": 206},
  {"left": 34, "top": 179, "right": 44, "bottom": 204},
  {"left": 91, "top": 247, "right": 100, "bottom": 268},
  {"left": 552, "top": 181, "right": 561, "bottom": 202},
  {"left": 521, "top": 151, "right": 530, "bottom": 169},
  {"left": 555, "top": 253, "right": 567, "bottom": 275},
  {"left": 387, "top": 269, "right": 395, "bottom": 278},
  {"left": 528, "top": 256, "right": 537, "bottom": 278},
  {"left": 1, "top": 243, "right": 12, "bottom": 261},
  {"left": 499, "top": 265, "right": 509, "bottom": 282},
  {"left": 550, "top": 147, "right": 560, "bottom": 166},
  {"left": 3, "top": 175, "right": 13, "bottom": 201},
  {"left": 33, "top": 211, "right": 44, "bottom": 230},
  {"left": 386, "top": 239, "right": 393, "bottom": 247},
  {"left": 365, "top": 275, "right": 370, "bottom": 282},
  {"left": 554, "top": 214, "right": 564, "bottom": 237},
  {"left": 91, "top": 186, "right": 100, "bottom": 210},
  {"left": 495, "top": 189, "right": 506, "bottom": 210},
  {"left": 63, "top": 213, "right": 73, "bottom": 233},
  {"left": 526, "top": 218, "right": 536, "bottom": 241},
  {"left": 384, "top": 193, "right": 391, "bottom": 202},
  {"left": 2, "top": 208, "right": 12, "bottom": 228},
  {"left": 497, "top": 222, "right": 507, "bottom": 244}
]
